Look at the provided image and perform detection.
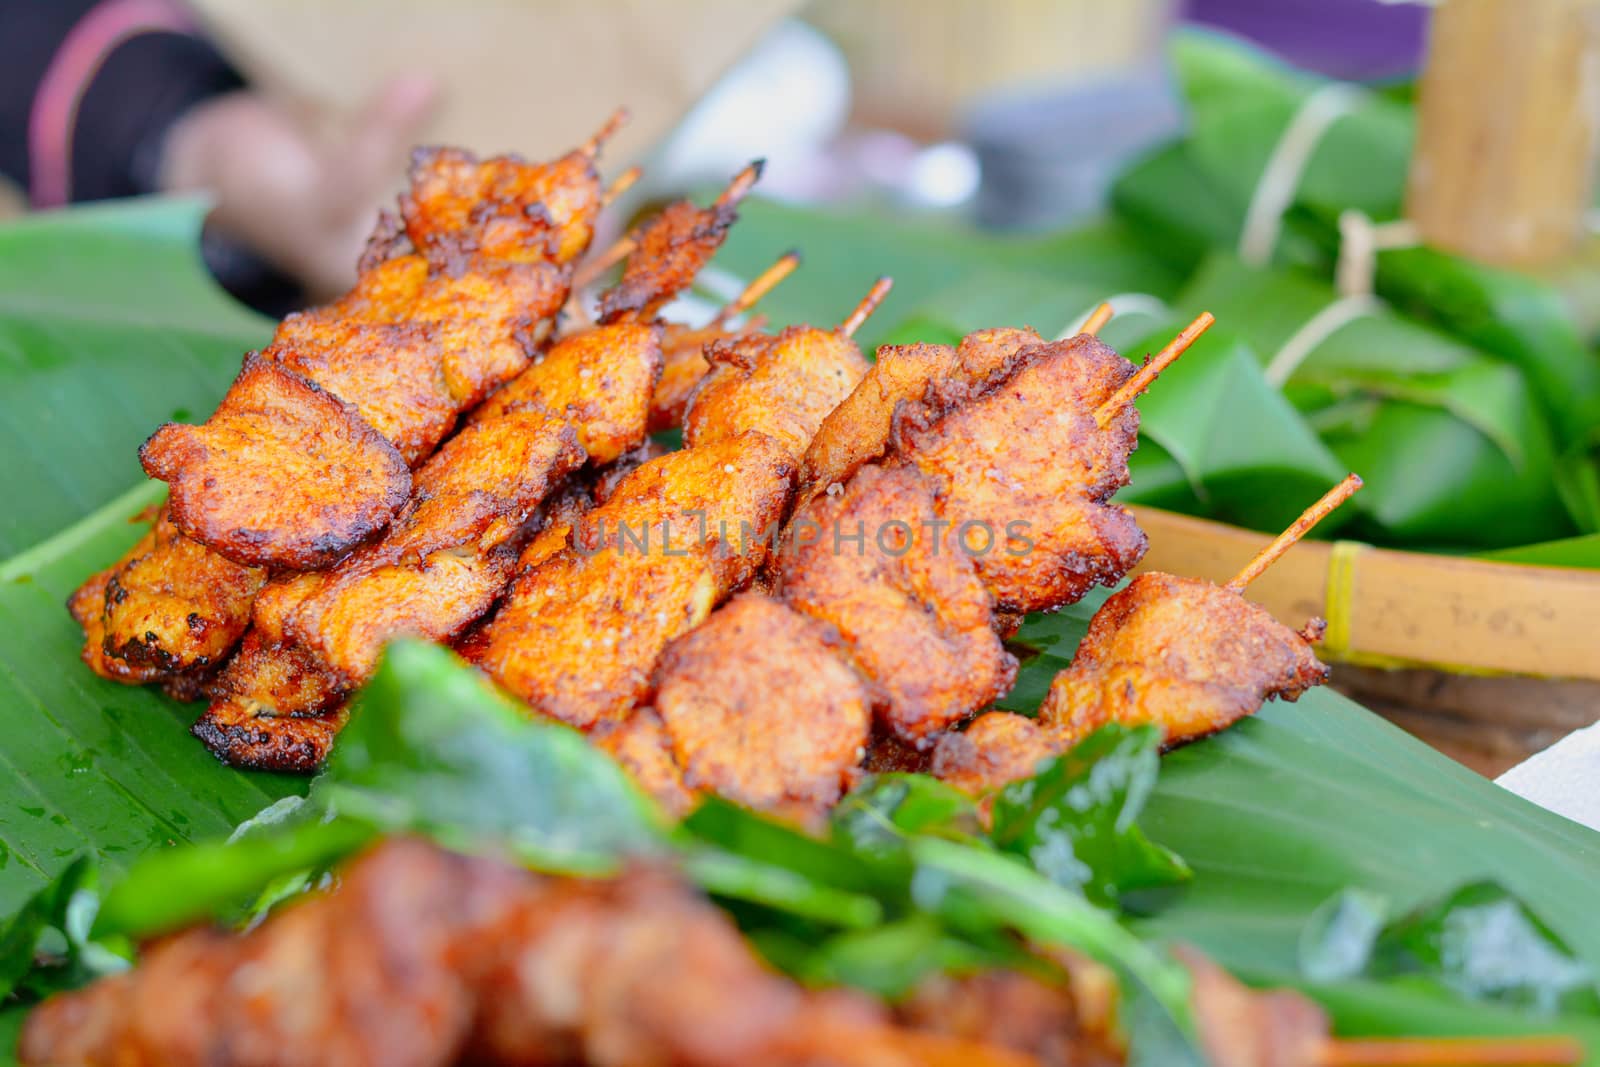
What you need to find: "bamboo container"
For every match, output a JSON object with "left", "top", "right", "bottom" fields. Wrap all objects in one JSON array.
[{"left": 1406, "top": 0, "right": 1600, "bottom": 266}]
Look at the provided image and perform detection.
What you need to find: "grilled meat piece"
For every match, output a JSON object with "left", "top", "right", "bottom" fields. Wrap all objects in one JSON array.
[
  {"left": 468, "top": 432, "right": 795, "bottom": 730},
  {"left": 778, "top": 464, "right": 1015, "bottom": 747},
  {"left": 652, "top": 592, "right": 871, "bottom": 817}
]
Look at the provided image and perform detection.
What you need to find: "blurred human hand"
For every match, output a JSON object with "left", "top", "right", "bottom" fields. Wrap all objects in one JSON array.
[{"left": 160, "top": 75, "right": 437, "bottom": 298}]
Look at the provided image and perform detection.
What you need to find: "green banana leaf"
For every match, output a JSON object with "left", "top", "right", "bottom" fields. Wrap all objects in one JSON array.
[
  {"left": 0, "top": 198, "right": 271, "bottom": 558},
  {"left": 714, "top": 200, "right": 1187, "bottom": 353},
  {"left": 0, "top": 201, "right": 303, "bottom": 915},
  {"left": 1179, "top": 254, "right": 1573, "bottom": 547},
  {"left": 1112, "top": 32, "right": 1412, "bottom": 278},
  {"left": 1481, "top": 533, "right": 1600, "bottom": 569},
  {"left": 4, "top": 196, "right": 1600, "bottom": 1060}
]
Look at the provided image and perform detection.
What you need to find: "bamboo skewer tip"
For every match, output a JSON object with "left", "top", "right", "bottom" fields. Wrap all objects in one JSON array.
[
  {"left": 571, "top": 234, "right": 637, "bottom": 291},
  {"left": 581, "top": 108, "right": 630, "bottom": 158},
  {"left": 601, "top": 165, "right": 643, "bottom": 207},
  {"left": 1321, "top": 1034, "right": 1584, "bottom": 1067},
  {"left": 716, "top": 159, "right": 766, "bottom": 208},
  {"left": 715, "top": 250, "right": 802, "bottom": 325},
  {"left": 839, "top": 277, "right": 894, "bottom": 338},
  {"left": 1081, "top": 301, "right": 1115, "bottom": 337},
  {"left": 1226, "top": 473, "right": 1363, "bottom": 592},
  {"left": 1095, "top": 311, "right": 1215, "bottom": 424}
]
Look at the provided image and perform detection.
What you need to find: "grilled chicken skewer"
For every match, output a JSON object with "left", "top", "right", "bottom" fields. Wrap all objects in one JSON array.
[
  {"left": 652, "top": 250, "right": 803, "bottom": 430},
  {"left": 609, "top": 314, "right": 1214, "bottom": 818},
  {"left": 466, "top": 280, "right": 886, "bottom": 732},
  {"left": 933, "top": 476, "right": 1362, "bottom": 797},
  {"left": 141, "top": 115, "right": 626, "bottom": 570},
  {"left": 193, "top": 167, "right": 766, "bottom": 771},
  {"left": 69, "top": 121, "right": 628, "bottom": 692}
]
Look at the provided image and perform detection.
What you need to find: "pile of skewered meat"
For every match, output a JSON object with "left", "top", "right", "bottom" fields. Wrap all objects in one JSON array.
[
  {"left": 71, "top": 114, "right": 1355, "bottom": 817},
  {"left": 19, "top": 837, "right": 1430, "bottom": 1067}
]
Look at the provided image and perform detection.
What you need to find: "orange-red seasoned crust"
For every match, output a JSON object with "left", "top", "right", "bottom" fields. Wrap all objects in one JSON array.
[
  {"left": 244, "top": 411, "right": 583, "bottom": 688},
  {"left": 596, "top": 163, "right": 759, "bottom": 324},
  {"left": 271, "top": 254, "right": 565, "bottom": 466},
  {"left": 288, "top": 547, "right": 521, "bottom": 690},
  {"left": 470, "top": 321, "right": 662, "bottom": 464},
  {"left": 778, "top": 464, "right": 1015, "bottom": 747},
  {"left": 890, "top": 334, "right": 1147, "bottom": 614},
  {"left": 929, "top": 711, "right": 1058, "bottom": 798},
  {"left": 374, "top": 411, "right": 585, "bottom": 564},
  {"left": 69, "top": 566, "right": 165, "bottom": 687},
  {"left": 654, "top": 592, "right": 871, "bottom": 817},
  {"left": 269, "top": 318, "right": 455, "bottom": 466},
  {"left": 404, "top": 262, "right": 566, "bottom": 408},
  {"left": 650, "top": 323, "right": 755, "bottom": 431},
  {"left": 592, "top": 708, "right": 697, "bottom": 818},
  {"left": 83, "top": 506, "right": 266, "bottom": 677},
  {"left": 1038, "top": 572, "right": 1330, "bottom": 748},
  {"left": 800, "top": 341, "right": 958, "bottom": 501},
  {"left": 402, "top": 144, "right": 604, "bottom": 270},
  {"left": 896, "top": 968, "right": 1121, "bottom": 1067},
  {"left": 798, "top": 327, "right": 1042, "bottom": 502},
  {"left": 19, "top": 840, "right": 511, "bottom": 1066},
  {"left": 683, "top": 325, "right": 871, "bottom": 462},
  {"left": 469, "top": 432, "right": 796, "bottom": 730},
  {"left": 933, "top": 572, "right": 1330, "bottom": 796},
  {"left": 142, "top": 142, "right": 604, "bottom": 568},
  {"left": 952, "top": 326, "right": 1047, "bottom": 382},
  {"left": 192, "top": 631, "right": 348, "bottom": 773},
  {"left": 140, "top": 354, "right": 411, "bottom": 569}
]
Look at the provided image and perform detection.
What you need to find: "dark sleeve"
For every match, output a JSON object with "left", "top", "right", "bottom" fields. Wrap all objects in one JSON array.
[
  {"left": 0, "top": 1, "right": 93, "bottom": 190},
  {"left": 0, "top": 0, "right": 244, "bottom": 204}
]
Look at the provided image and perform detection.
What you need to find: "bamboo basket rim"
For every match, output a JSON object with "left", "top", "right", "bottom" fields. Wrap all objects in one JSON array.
[{"left": 1128, "top": 505, "right": 1600, "bottom": 681}]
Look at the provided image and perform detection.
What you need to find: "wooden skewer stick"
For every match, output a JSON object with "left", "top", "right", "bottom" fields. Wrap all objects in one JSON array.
[
  {"left": 1321, "top": 1034, "right": 1584, "bottom": 1067},
  {"left": 716, "top": 159, "right": 766, "bottom": 209},
  {"left": 581, "top": 108, "right": 629, "bottom": 158},
  {"left": 1227, "top": 473, "right": 1363, "bottom": 592},
  {"left": 809, "top": 1020, "right": 1043, "bottom": 1067},
  {"left": 1080, "top": 302, "right": 1115, "bottom": 337},
  {"left": 1094, "top": 311, "right": 1215, "bottom": 425},
  {"left": 712, "top": 250, "right": 801, "bottom": 326},
  {"left": 601, "top": 165, "right": 643, "bottom": 208},
  {"left": 838, "top": 277, "right": 894, "bottom": 338},
  {"left": 571, "top": 235, "right": 637, "bottom": 291}
]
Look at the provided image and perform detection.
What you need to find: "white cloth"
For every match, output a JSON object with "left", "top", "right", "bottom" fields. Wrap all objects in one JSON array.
[{"left": 1497, "top": 722, "right": 1600, "bottom": 831}]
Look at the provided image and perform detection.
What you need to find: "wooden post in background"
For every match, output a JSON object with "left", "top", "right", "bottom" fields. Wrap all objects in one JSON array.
[{"left": 1405, "top": 0, "right": 1600, "bottom": 267}]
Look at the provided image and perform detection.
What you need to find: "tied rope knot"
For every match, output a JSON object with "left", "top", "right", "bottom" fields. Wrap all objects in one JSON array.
[{"left": 1237, "top": 82, "right": 1420, "bottom": 385}]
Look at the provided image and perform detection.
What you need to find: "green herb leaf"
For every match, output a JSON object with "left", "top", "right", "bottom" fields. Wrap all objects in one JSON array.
[
  {"left": 1322, "top": 882, "right": 1600, "bottom": 1016},
  {"left": 92, "top": 816, "right": 375, "bottom": 940},
  {"left": 1299, "top": 887, "right": 1389, "bottom": 983},
  {"left": 0, "top": 858, "right": 107, "bottom": 1000},
  {"left": 830, "top": 774, "right": 983, "bottom": 853},
  {"left": 314, "top": 641, "right": 666, "bottom": 873},
  {"left": 907, "top": 837, "right": 1204, "bottom": 1067},
  {"left": 791, "top": 915, "right": 1011, "bottom": 999},
  {"left": 989, "top": 725, "right": 1191, "bottom": 909}
]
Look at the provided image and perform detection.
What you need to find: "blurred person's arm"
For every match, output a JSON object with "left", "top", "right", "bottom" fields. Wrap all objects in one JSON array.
[
  {"left": 0, "top": 0, "right": 435, "bottom": 299},
  {"left": 160, "top": 75, "right": 436, "bottom": 297}
]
